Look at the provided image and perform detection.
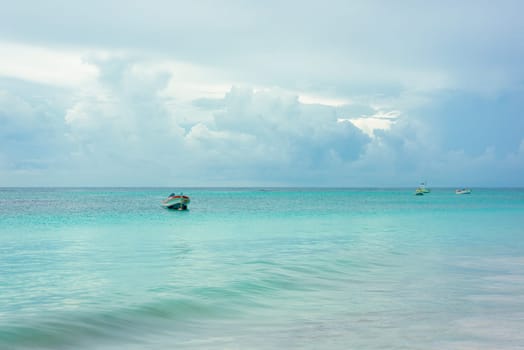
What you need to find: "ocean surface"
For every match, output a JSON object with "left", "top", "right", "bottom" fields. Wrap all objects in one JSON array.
[{"left": 1, "top": 187, "right": 523, "bottom": 349}]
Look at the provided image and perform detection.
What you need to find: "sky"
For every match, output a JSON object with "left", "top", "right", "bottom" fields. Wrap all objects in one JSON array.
[{"left": 0, "top": 0, "right": 523, "bottom": 187}]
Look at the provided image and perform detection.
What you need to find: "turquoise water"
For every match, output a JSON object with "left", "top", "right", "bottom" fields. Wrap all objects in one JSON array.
[{"left": 1, "top": 188, "right": 523, "bottom": 349}]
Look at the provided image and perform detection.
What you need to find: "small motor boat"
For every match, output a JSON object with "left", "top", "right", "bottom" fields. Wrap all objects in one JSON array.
[{"left": 162, "top": 193, "right": 190, "bottom": 210}]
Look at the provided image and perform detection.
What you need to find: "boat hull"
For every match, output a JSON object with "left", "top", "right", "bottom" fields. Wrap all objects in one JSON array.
[{"left": 455, "top": 189, "right": 471, "bottom": 195}]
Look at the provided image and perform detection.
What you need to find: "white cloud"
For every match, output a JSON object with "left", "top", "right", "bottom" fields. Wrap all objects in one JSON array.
[
  {"left": 0, "top": 41, "right": 99, "bottom": 87},
  {"left": 298, "top": 94, "right": 350, "bottom": 107},
  {"left": 45, "top": 59, "right": 371, "bottom": 186},
  {"left": 162, "top": 63, "right": 232, "bottom": 102},
  {"left": 345, "top": 117, "right": 395, "bottom": 138},
  {"left": 1, "top": 1, "right": 523, "bottom": 186},
  {"left": 2, "top": 50, "right": 522, "bottom": 186},
  {"left": 339, "top": 110, "right": 400, "bottom": 138}
]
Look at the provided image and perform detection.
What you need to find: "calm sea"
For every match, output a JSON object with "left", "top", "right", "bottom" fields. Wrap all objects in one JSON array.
[{"left": 1, "top": 188, "right": 523, "bottom": 349}]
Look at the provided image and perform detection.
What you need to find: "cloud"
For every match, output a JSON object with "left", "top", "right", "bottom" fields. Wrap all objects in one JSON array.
[
  {"left": 1, "top": 2, "right": 522, "bottom": 96},
  {"left": 332, "top": 84, "right": 524, "bottom": 187},
  {"left": 0, "top": 86, "right": 68, "bottom": 175},
  {"left": 2, "top": 51, "right": 523, "bottom": 186},
  {"left": 412, "top": 88, "right": 524, "bottom": 158},
  {"left": 2, "top": 57, "right": 372, "bottom": 186},
  {"left": 0, "top": 2, "right": 523, "bottom": 186},
  {"left": 0, "top": 41, "right": 98, "bottom": 87},
  {"left": 340, "top": 110, "right": 400, "bottom": 138},
  {"left": 184, "top": 87, "right": 369, "bottom": 184}
]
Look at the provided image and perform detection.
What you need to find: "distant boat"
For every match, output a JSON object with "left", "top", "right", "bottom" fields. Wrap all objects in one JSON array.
[
  {"left": 415, "top": 188, "right": 425, "bottom": 196},
  {"left": 415, "top": 182, "right": 430, "bottom": 195},
  {"left": 455, "top": 188, "right": 471, "bottom": 195},
  {"left": 162, "top": 193, "right": 190, "bottom": 210},
  {"left": 417, "top": 182, "right": 431, "bottom": 193}
]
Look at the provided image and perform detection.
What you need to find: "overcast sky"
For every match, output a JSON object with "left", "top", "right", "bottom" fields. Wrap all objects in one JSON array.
[{"left": 1, "top": 0, "right": 523, "bottom": 187}]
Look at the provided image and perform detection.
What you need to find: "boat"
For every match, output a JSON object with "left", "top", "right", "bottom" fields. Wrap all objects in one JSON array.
[
  {"left": 415, "top": 188, "right": 425, "bottom": 196},
  {"left": 415, "top": 182, "right": 430, "bottom": 195},
  {"left": 162, "top": 193, "right": 190, "bottom": 210},
  {"left": 455, "top": 188, "right": 471, "bottom": 195},
  {"left": 417, "top": 182, "right": 431, "bottom": 193}
]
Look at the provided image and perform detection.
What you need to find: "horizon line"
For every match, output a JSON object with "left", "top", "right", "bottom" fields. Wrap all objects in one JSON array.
[{"left": 1, "top": 186, "right": 523, "bottom": 189}]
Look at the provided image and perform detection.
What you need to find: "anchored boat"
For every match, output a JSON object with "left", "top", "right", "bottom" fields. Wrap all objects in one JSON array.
[
  {"left": 415, "top": 188, "right": 425, "bottom": 196},
  {"left": 417, "top": 182, "right": 430, "bottom": 193},
  {"left": 455, "top": 188, "right": 471, "bottom": 195},
  {"left": 415, "top": 182, "right": 430, "bottom": 195},
  {"left": 162, "top": 193, "right": 190, "bottom": 210}
]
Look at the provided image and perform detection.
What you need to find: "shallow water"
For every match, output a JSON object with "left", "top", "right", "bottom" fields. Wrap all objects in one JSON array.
[{"left": 1, "top": 188, "right": 524, "bottom": 349}]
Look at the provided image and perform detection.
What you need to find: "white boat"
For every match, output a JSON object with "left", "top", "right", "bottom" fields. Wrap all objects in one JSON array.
[
  {"left": 162, "top": 193, "right": 190, "bottom": 210},
  {"left": 455, "top": 188, "right": 471, "bottom": 195}
]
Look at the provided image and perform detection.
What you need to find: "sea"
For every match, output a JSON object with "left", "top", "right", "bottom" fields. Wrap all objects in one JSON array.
[{"left": 1, "top": 187, "right": 523, "bottom": 349}]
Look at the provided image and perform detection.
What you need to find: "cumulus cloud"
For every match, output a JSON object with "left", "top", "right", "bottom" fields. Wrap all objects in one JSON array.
[
  {"left": 0, "top": 2, "right": 523, "bottom": 186},
  {"left": 0, "top": 57, "right": 372, "bottom": 186},
  {"left": 2, "top": 50, "right": 523, "bottom": 186},
  {"left": 184, "top": 87, "right": 369, "bottom": 185}
]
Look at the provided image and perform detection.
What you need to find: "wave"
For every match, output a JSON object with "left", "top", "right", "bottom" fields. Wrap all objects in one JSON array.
[
  {"left": 0, "top": 297, "right": 229, "bottom": 349},
  {"left": 0, "top": 268, "right": 311, "bottom": 349}
]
